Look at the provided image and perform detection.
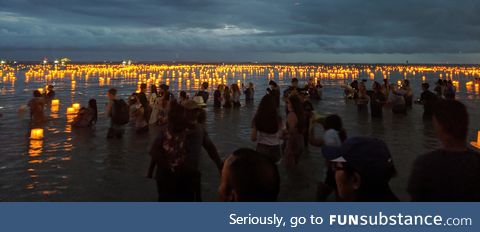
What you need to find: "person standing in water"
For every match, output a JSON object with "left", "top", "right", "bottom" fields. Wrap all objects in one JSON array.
[
  {"left": 243, "top": 82, "right": 255, "bottom": 103},
  {"left": 28, "top": 90, "right": 46, "bottom": 127},
  {"left": 251, "top": 94, "right": 283, "bottom": 164},
  {"left": 408, "top": 99, "right": 480, "bottom": 201},
  {"left": 283, "top": 95, "right": 305, "bottom": 169}
]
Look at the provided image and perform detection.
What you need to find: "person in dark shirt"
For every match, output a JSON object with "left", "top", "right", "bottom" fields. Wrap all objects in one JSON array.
[
  {"left": 299, "top": 90, "right": 314, "bottom": 146},
  {"left": 408, "top": 99, "right": 480, "bottom": 201},
  {"left": 268, "top": 80, "right": 281, "bottom": 109},
  {"left": 196, "top": 82, "right": 209, "bottom": 103},
  {"left": 322, "top": 137, "right": 399, "bottom": 202},
  {"left": 415, "top": 83, "right": 438, "bottom": 119},
  {"left": 138, "top": 83, "right": 151, "bottom": 122},
  {"left": 243, "top": 82, "right": 255, "bottom": 102},
  {"left": 45, "top": 85, "right": 55, "bottom": 101},
  {"left": 213, "top": 84, "right": 223, "bottom": 108},
  {"left": 368, "top": 81, "right": 386, "bottom": 118}
]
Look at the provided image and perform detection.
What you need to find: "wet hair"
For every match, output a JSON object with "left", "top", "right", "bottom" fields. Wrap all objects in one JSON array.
[
  {"left": 433, "top": 99, "right": 469, "bottom": 141},
  {"left": 108, "top": 88, "right": 117, "bottom": 96},
  {"left": 167, "top": 101, "right": 188, "bottom": 134},
  {"left": 323, "top": 114, "right": 347, "bottom": 142},
  {"left": 288, "top": 95, "right": 305, "bottom": 131},
  {"left": 227, "top": 148, "right": 280, "bottom": 201},
  {"left": 253, "top": 94, "right": 280, "bottom": 134},
  {"left": 150, "top": 84, "right": 158, "bottom": 95},
  {"left": 88, "top": 99, "right": 98, "bottom": 124},
  {"left": 33, "top": 90, "right": 42, "bottom": 98}
]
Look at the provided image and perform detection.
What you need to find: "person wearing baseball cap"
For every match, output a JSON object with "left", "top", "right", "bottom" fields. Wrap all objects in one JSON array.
[{"left": 322, "top": 137, "right": 399, "bottom": 202}]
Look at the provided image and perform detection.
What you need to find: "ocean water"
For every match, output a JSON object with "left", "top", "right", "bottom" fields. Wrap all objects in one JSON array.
[{"left": 0, "top": 63, "right": 479, "bottom": 201}]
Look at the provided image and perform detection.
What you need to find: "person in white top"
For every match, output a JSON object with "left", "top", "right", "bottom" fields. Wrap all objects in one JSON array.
[
  {"left": 251, "top": 94, "right": 283, "bottom": 164},
  {"left": 309, "top": 114, "right": 347, "bottom": 201}
]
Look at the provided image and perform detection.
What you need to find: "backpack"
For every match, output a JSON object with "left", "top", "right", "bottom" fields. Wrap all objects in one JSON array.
[{"left": 112, "top": 99, "right": 129, "bottom": 125}]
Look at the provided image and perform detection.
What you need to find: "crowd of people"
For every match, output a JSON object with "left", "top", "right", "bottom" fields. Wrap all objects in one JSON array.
[{"left": 24, "top": 76, "right": 479, "bottom": 202}]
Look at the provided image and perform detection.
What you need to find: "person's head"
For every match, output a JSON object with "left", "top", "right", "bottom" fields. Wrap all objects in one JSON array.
[
  {"left": 421, "top": 83, "right": 430, "bottom": 91},
  {"left": 150, "top": 84, "right": 158, "bottom": 95},
  {"left": 183, "top": 100, "right": 202, "bottom": 123},
  {"left": 323, "top": 114, "right": 347, "bottom": 142},
  {"left": 231, "top": 83, "right": 239, "bottom": 92},
  {"left": 47, "top": 85, "right": 54, "bottom": 91},
  {"left": 140, "top": 83, "right": 147, "bottom": 92},
  {"left": 287, "top": 95, "right": 305, "bottom": 130},
  {"left": 254, "top": 94, "right": 280, "bottom": 134},
  {"left": 432, "top": 99, "right": 469, "bottom": 146},
  {"left": 88, "top": 98, "right": 98, "bottom": 122},
  {"left": 33, "top": 90, "right": 42, "bottom": 98},
  {"left": 248, "top": 82, "right": 254, "bottom": 88},
  {"left": 128, "top": 92, "right": 138, "bottom": 105},
  {"left": 322, "top": 137, "right": 397, "bottom": 201},
  {"left": 268, "top": 80, "right": 278, "bottom": 88},
  {"left": 107, "top": 88, "right": 117, "bottom": 100},
  {"left": 179, "top": 91, "right": 187, "bottom": 100},
  {"left": 291, "top": 78, "right": 299, "bottom": 87},
  {"left": 403, "top": 79, "right": 410, "bottom": 87},
  {"left": 217, "top": 84, "right": 224, "bottom": 91},
  {"left": 219, "top": 148, "right": 280, "bottom": 202},
  {"left": 202, "top": 82, "right": 209, "bottom": 90},
  {"left": 159, "top": 84, "right": 168, "bottom": 95},
  {"left": 167, "top": 101, "right": 188, "bottom": 134}
]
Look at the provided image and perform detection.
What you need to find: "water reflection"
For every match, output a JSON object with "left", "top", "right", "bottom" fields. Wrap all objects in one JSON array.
[{"left": 0, "top": 63, "right": 480, "bottom": 201}]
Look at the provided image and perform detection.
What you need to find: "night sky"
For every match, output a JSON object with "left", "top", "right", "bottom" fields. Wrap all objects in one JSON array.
[{"left": 1, "top": 0, "right": 480, "bottom": 63}]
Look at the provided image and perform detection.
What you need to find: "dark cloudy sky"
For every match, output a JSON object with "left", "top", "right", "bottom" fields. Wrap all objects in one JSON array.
[{"left": 1, "top": 0, "right": 480, "bottom": 63}]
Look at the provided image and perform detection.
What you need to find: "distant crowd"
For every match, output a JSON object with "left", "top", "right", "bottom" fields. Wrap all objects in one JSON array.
[{"left": 24, "top": 76, "right": 480, "bottom": 202}]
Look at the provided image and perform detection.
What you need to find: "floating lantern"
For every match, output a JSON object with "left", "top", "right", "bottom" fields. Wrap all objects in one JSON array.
[
  {"left": 38, "top": 88, "right": 44, "bottom": 94},
  {"left": 72, "top": 103, "right": 80, "bottom": 111},
  {"left": 30, "top": 128, "right": 44, "bottom": 140},
  {"left": 67, "top": 107, "right": 75, "bottom": 115},
  {"left": 397, "top": 80, "right": 402, "bottom": 86},
  {"left": 51, "top": 99, "right": 59, "bottom": 106},
  {"left": 471, "top": 131, "right": 480, "bottom": 149}
]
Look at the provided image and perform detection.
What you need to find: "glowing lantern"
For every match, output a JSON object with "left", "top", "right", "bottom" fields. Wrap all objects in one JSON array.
[
  {"left": 51, "top": 99, "right": 60, "bottom": 106},
  {"left": 397, "top": 80, "right": 402, "bottom": 86},
  {"left": 30, "top": 128, "right": 44, "bottom": 140},
  {"left": 72, "top": 103, "right": 80, "bottom": 111},
  {"left": 38, "top": 88, "right": 44, "bottom": 94},
  {"left": 67, "top": 107, "right": 75, "bottom": 115},
  {"left": 471, "top": 131, "right": 480, "bottom": 149}
]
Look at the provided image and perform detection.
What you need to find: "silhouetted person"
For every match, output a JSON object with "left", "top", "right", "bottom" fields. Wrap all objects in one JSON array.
[
  {"left": 322, "top": 137, "right": 399, "bottom": 202},
  {"left": 219, "top": 148, "right": 280, "bottom": 201},
  {"left": 408, "top": 99, "right": 480, "bottom": 201}
]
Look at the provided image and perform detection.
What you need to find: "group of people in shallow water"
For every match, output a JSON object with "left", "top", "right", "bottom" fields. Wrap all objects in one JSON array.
[
  {"left": 343, "top": 77, "right": 457, "bottom": 119},
  {"left": 25, "top": 76, "right": 479, "bottom": 202}
]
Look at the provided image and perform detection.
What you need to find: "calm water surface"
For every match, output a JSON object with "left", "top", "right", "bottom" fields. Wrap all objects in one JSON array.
[{"left": 0, "top": 64, "right": 479, "bottom": 201}]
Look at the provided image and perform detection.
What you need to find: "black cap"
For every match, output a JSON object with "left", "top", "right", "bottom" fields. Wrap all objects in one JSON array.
[{"left": 322, "top": 137, "right": 395, "bottom": 182}]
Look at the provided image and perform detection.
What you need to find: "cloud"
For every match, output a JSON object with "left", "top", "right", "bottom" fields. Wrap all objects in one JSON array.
[{"left": 0, "top": 0, "right": 479, "bottom": 62}]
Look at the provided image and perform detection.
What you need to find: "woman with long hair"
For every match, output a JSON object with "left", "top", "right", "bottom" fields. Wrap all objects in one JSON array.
[
  {"left": 284, "top": 95, "right": 305, "bottom": 168},
  {"left": 251, "top": 94, "right": 283, "bottom": 163},
  {"left": 231, "top": 83, "right": 241, "bottom": 107}
]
